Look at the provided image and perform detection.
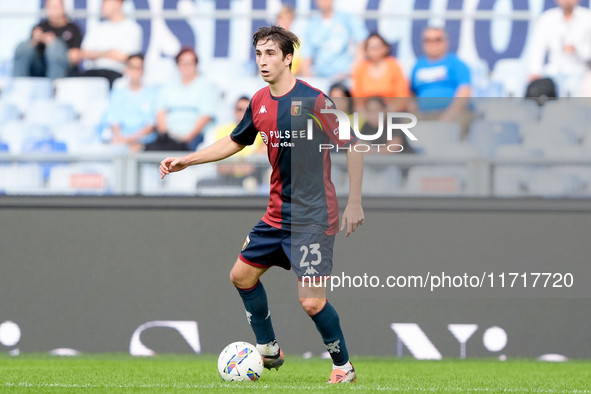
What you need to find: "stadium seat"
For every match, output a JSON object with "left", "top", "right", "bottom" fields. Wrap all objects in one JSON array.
[
  {"left": 475, "top": 99, "right": 538, "bottom": 124},
  {"left": 408, "top": 121, "right": 462, "bottom": 154},
  {"left": 21, "top": 127, "right": 68, "bottom": 180},
  {"left": 2, "top": 77, "right": 53, "bottom": 112},
  {"left": 140, "top": 164, "right": 164, "bottom": 195},
  {"left": 405, "top": 166, "right": 467, "bottom": 196},
  {"left": 490, "top": 59, "right": 529, "bottom": 97},
  {"left": 471, "top": 81, "right": 504, "bottom": 98},
  {"left": 22, "top": 137, "right": 67, "bottom": 154},
  {"left": 431, "top": 143, "right": 477, "bottom": 158},
  {"left": 468, "top": 59, "right": 505, "bottom": 99},
  {"left": 539, "top": 101, "right": 590, "bottom": 142},
  {"left": 52, "top": 123, "right": 101, "bottom": 153},
  {"left": 493, "top": 166, "right": 534, "bottom": 197},
  {"left": 468, "top": 120, "right": 521, "bottom": 156},
  {"left": 527, "top": 167, "right": 590, "bottom": 197},
  {"left": 468, "top": 58, "right": 490, "bottom": 90},
  {"left": 140, "top": 163, "right": 217, "bottom": 195},
  {"left": 583, "top": 132, "right": 591, "bottom": 151},
  {"left": 24, "top": 100, "right": 76, "bottom": 125},
  {"left": 522, "top": 122, "right": 577, "bottom": 151},
  {"left": 78, "top": 99, "right": 109, "bottom": 129},
  {"left": 542, "top": 146, "right": 585, "bottom": 159},
  {"left": 47, "top": 163, "right": 114, "bottom": 195},
  {"left": 0, "top": 121, "right": 33, "bottom": 153},
  {"left": 54, "top": 77, "right": 110, "bottom": 113},
  {"left": 362, "top": 166, "right": 403, "bottom": 196},
  {"left": 0, "top": 164, "right": 44, "bottom": 194},
  {"left": 495, "top": 145, "right": 543, "bottom": 158},
  {"left": 0, "top": 101, "right": 20, "bottom": 126}
]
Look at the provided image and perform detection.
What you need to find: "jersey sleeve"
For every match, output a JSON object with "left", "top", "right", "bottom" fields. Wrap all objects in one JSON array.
[
  {"left": 315, "top": 94, "right": 357, "bottom": 148},
  {"left": 230, "top": 102, "right": 258, "bottom": 146}
]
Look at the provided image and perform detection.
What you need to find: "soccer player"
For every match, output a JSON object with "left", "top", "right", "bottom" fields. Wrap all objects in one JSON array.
[{"left": 159, "top": 26, "right": 364, "bottom": 384}]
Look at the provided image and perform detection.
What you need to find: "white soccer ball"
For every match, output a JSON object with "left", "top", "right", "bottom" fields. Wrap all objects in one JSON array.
[{"left": 217, "top": 341, "right": 264, "bottom": 382}]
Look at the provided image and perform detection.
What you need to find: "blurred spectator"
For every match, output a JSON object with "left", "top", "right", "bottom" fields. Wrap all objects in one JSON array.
[
  {"left": 328, "top": 82, "right": 367, "bottom": 130},
  {"left": 328, "top": 83, "right": 354, "bottom": 114},
  {"left": 352, "top": 33, "right": 409, "bottom": 111},
  {"left": 103, "top": 54, "right": 157, "bottom": 152},
  {"left": 410, "top": 27, "right": 472, "bottom": 137},
  {"left": 13, "top": 0, "right": 82, "bottom": 79},
  {"left": 529, "top": 0, "right": 591, "bottom": 97},
  {"left": 361, "top": 97, "right": 414, "bottom": 154},
  {"left": 214, "top": 96, "right": 264, "bottom": 157},
  {"left": 211, "top": 96, "right": 265, "bottom": 184},
  {"left": 79, "top": 0, "right": 142, "bottom": 88},
  {"left": 146, "top": 48, "right": 217, "bottom": 152},
  {"left": 276, "top": 5, "right": 301, "bottom": 75},
  {"left": 300, "top": 0, "right": 368, "bottom": 79}
]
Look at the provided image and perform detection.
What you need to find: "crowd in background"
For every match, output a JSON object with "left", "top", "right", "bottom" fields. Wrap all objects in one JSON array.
[{"left": 8, "top": 0, "right": 591, "bottom": 158}]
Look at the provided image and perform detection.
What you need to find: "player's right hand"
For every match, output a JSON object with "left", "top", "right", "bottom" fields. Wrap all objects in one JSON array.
[{"left": 159, "top": 156, "right": 188, "bottom": 179}]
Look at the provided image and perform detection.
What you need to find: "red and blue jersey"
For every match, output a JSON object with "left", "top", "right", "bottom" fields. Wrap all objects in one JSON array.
[{"left": 230, "top": 79, "right": 356, "bottom": 235}]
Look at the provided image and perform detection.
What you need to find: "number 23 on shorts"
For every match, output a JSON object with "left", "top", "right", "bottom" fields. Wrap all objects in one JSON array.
[{"left": 299, "top": 243, "right": 322, "bottom": 267}]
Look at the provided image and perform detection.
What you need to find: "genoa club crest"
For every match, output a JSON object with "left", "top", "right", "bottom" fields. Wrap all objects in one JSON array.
[{"left": 291, "top": 101, "right": 302, "bottom": 116}]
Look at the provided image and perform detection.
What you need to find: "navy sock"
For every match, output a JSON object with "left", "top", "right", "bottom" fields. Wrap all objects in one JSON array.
[
  {"left": 236, "top": 280, "right": 275, "bottom": 345},
  {"left": 310, "top": 301, "right": 349, "bottom": 366}
]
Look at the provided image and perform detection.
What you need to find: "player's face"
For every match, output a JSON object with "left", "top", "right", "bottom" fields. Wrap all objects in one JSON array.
[
  {"left": 255, "top": 39, "right": 292, "bottom": 83},
  {"left": 422, "top": 29, "right": 448, "bottom": 59}
]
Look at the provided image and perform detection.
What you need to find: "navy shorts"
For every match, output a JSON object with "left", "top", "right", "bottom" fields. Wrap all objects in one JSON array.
[{"left": 239, "top": 220, "right": 335, "bottom": 280}]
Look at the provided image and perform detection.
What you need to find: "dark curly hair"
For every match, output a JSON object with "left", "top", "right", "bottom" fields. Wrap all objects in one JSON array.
[{"left": 252, "top": 25, "right": 300, "bottom": 69}]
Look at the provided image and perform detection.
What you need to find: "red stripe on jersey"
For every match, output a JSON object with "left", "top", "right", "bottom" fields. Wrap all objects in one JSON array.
[
  {"left": 303, "top": 80, "right": 345, "bottom": 235},
  {"left": 313, "top": 93, "right": 355, "bottom": 148},
  {"left": 322, "top": 147, "right": 340, "bottom": 235},
  {"left": 251, "top": 88, "right": 283, "bottom": 229}
]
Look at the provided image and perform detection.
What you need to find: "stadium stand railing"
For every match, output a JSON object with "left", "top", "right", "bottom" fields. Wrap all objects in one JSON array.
[{"left": 1, "top": 152, "right": 591, "bottom": 198}]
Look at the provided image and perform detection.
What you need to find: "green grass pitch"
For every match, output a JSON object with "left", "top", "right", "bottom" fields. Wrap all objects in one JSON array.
[{"left": 1, "top": 354, "right": 590, "bottom": 393}]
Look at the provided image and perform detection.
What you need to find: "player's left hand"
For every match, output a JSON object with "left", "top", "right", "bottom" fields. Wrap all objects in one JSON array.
[
  {"left": 341, "top": 203, "right": 364, "bottom": 237},
  {"left": 159, "top": 156, "right": 188, "bottom": 179}
]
